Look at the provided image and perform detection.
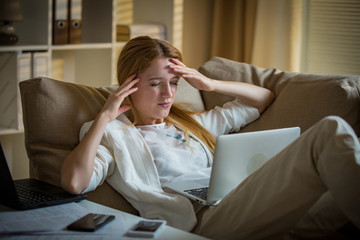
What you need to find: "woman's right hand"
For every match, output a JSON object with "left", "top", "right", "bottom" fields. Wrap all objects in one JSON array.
[
  {"left": 61, "top": 74, "right": 139, "bottom": 194},
  {"left": 100, "top": 74, "right": 139, "bottom": 122}
]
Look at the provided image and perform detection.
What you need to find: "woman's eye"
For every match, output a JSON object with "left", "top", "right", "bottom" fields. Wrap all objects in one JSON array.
[
  {"left": 151, "top": 83, "right": 160, "bottom": 87},
  {"left": 171, "top": 82, "right": 178, "bottom": 86}
]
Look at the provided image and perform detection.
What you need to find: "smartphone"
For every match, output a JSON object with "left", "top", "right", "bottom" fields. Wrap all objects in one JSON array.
[
  {"left": 67, "top": 213, "right": 115, "bottom": 232},
  {"left": 126, "top": 220, "right": 166, "bottom": 238}
]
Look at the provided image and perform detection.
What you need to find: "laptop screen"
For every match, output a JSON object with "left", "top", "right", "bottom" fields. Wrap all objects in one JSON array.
[{"left": 0, "top": 143, "right": 21, "bottom": 206}]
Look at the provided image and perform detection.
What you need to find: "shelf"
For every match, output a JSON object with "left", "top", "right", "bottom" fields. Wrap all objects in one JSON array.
[
  {"left": 0, "top": 43, "right": 118, "bottom": 52},
  {"left": 51, "top": 43, "right": 113, "bottom": 51},
  {"left": 114, "top": 42, "right": 127, "bottom": 48},
  {"left": 0, "top": 43, "right": 117, "bottom": 52},
  {"left": 0, "top": 45, "right": 49, "bottom": 52},
  {"left": 0, "top": 128, "right": 24, "bottom": 135}
]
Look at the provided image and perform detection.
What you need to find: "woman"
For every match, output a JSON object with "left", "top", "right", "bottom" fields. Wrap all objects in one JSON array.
[{"left": 61, "top": 36, "right": 360, "bottom": 239}]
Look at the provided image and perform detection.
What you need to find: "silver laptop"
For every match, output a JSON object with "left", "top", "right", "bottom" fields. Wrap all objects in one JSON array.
[{"left": 163, "top": 127, "right": 300, "bottom": 206}]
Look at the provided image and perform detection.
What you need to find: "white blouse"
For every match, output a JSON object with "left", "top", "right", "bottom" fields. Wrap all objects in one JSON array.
[{"left": 136, "top": 123, "right": 211, "bottom": 185}]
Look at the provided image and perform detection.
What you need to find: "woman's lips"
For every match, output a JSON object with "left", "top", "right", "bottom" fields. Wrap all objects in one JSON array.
[{"left": 158, "top": 102, "right": 171, "bottom": 108}]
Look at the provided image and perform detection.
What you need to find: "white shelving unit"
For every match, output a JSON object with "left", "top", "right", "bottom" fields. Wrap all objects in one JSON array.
[{"left": 0, "top": 0, "right": 184, "bottom": 179}]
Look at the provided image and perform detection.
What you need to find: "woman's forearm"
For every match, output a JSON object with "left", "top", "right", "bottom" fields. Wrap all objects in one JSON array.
[
  {"left": 209, "top": 80, "right": 274, "bottom": 113},
  {"left": 60, "top": 113, "right": 109, "bottom": 194}
]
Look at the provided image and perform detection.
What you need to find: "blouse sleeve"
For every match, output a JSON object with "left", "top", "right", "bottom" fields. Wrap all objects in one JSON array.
[
  {"left": 79, "top": 121, "right": 116, "bottom": 193},
  {"left": 193, "top": 98, "right": 260, "bottom": 137}
]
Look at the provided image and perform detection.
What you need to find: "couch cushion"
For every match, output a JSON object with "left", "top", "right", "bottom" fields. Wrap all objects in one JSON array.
[
  {"left": 175, "top": 77, "right": 205, "bottom": 111},
  {"left": 20, "top": 78, "right": 109, "bottom": 183},
  {"left": 198, "top": 57, "right": 298, "bottom": 110},
  {"left": 19, "top": 77, "right": 138, "bottom": 214},
  {"left": 199, "top": 57, "right": 360, "bottom": 136}
]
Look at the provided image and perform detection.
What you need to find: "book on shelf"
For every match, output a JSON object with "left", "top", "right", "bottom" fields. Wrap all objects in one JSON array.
[
  {"left": 32, "top": 52, "right": 49, "bottom": 78},
  {"left": 116, "top": 24, "right": 166, "bottom": 42}
]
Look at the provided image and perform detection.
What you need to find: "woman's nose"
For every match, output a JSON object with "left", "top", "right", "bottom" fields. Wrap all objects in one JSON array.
[{"left": 161, "top": 84, "right": 173, "bottom": 98}]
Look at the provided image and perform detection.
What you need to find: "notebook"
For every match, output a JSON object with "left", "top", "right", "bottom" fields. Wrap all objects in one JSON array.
[
  {"left": 0, "top": 143, "right": 87, "bottom": 210},
  {"left": 163, "top": 127, "right": 300, "bottom": 206}
]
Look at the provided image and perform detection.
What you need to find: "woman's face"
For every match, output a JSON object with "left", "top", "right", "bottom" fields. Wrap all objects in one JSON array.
[{"left": 130, "top": 57, "right": 179, "bottom": 125}]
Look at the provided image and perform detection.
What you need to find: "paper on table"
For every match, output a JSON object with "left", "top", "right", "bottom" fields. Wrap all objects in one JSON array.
[
  {"left": 0, "top": 203, "right": 88, "bottom": 233},
  {"left": 0, "top": 235, "right": 123, "bottom": 240},
  {"left": 0, "top": 202, "right": 126, "bottom": 236}
]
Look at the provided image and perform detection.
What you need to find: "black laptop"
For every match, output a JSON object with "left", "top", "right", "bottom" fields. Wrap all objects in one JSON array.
[{"left": 0, "top": 143, "right": 87, "bottom": 210}]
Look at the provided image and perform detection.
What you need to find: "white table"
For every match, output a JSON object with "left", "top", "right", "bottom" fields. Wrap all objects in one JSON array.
[
  {"left": 79, "top": 200, "right": 208, "bottom": 239},
  {"left": 0, "top": 200, "right": 209, "bottom": 240}
]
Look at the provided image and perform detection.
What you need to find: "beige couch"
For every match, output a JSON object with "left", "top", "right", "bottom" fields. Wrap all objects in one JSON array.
[{"left": 19, "top": 57, "right": 360, "bottom": 221}]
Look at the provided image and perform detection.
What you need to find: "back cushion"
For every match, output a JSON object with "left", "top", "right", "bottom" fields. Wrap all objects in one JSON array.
[
  {"left": 20, "top": 78, "right": 111, "bottom": 185},
  {"left": 199, "top": 57, "right": 360, "bottom": 136}
]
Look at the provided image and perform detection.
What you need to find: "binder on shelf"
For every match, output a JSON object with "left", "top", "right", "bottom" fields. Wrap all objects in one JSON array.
[
  {"left": 17, "top": 53, "right": 32, "bottom": 82},
  {"left": 68, "top": 0, "right": 82, "bottom": 44},
  {"left": 32, "top": 52, "right": 49, "bottom": 78},
  {"left": 16, "top": 52, "right": 32, "bottom": 130},
  {"left": 116, "top": 24, "right": 166, "bottom": 42},
  {"left": 0, "top": 52, "right": 31, "bottom": 131},
  {"left": 53, "top": 0, "right": 69, "bottom": 45},
  {"left": 0, "top": 53, "right": 16, "bottom": 130}
]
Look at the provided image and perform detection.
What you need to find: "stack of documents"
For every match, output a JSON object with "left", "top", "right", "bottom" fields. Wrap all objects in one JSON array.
[{"left": 117, "top": 24, "right": 166, "bottom": 41}]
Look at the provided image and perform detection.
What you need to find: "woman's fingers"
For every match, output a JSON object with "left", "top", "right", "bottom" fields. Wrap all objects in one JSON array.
[
  {"left": 168, "top": 58, "right": 213, "bottom": 91},
  {"left": 169, "top": 62, "right": 193, "bottom": 78},
  {"left": 100, "top": 74, "right": 140, "bottom": 121},
  {"left": 169, "top": 59, "right": 201, "bottom": 80},
  {"left": 113, "top": 74, "right": 139, "bottom": 96},
  {"left": 170, "top": 58, "right": 186, "bottom": 67},
  {"left": 117, "top": 104, "right": 132, "bottom": 115},
  {"left": 120, "top": 86, "right": 138, "bottom": 99}
]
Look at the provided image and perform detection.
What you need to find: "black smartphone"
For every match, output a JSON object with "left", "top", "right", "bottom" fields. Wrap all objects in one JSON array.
[{"left": 67, "top": 213, "right": 115, "bottom": 232}]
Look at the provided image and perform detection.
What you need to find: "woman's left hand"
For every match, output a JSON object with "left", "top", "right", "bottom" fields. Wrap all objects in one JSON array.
[
  {"left": 169, "top": 58, "right": 274, "bottom": 114},
  {"left": 169, "top": 58, "right": 214, "bottom": 91}
]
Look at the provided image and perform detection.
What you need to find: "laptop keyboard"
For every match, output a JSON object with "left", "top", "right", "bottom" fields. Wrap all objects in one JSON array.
[
  {"left": 184, "top": 187, "right": 209, "bottom": 201},
  {"left": 15, "top": 182, "right": 62, "bottom": 203}
]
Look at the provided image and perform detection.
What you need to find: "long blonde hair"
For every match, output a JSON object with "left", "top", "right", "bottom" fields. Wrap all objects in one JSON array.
[{"left": 117, "top": 36, "right": 215, "bottom": 153}]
